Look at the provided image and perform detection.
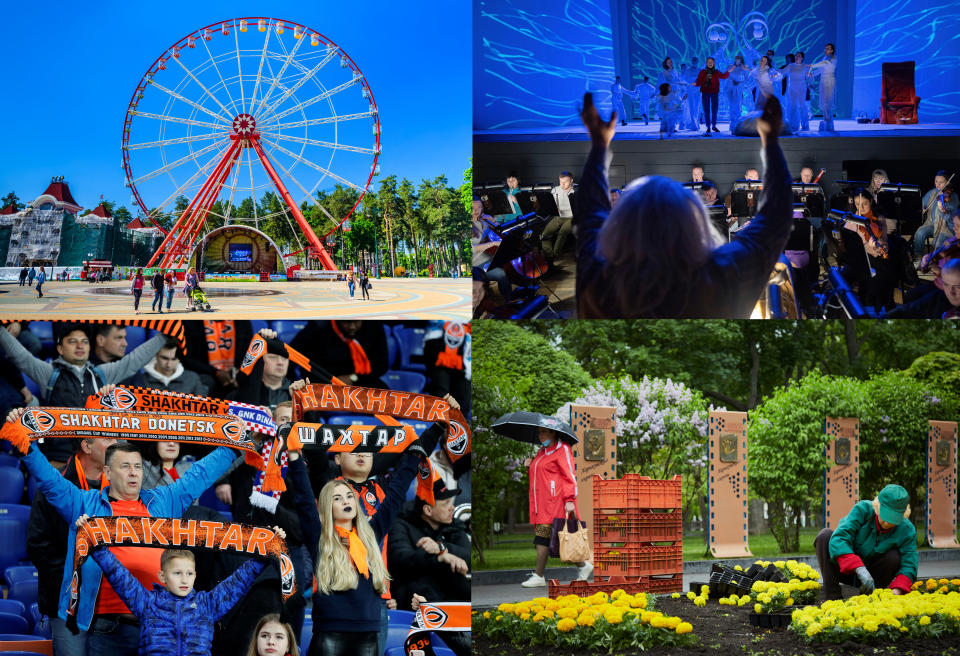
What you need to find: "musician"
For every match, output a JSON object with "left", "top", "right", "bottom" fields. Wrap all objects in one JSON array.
[
  {"left": 847, "top": 188, "right": 897, "bottom": 311},
  {"left": 610, "top": 189, "right": 621, "bottom": 206},
  {"left": 471, "top": 198, "right": 512, "bottom": 303},
  {"left": 501, "top": 173, "right": 523, "bottom": 222},
  {"left": 691, "top": 166, "right": 705, "bottom": 183},
  {"left": 541, "top": 172, "right": 576, "bottom": 261},
  {"left": 699, "top": 181, "right": 726, "bottom": 210},
  {"left": 797, "top": 167, "right": 815, "bottom": 184},
  {"left": 745, "top": 168, "right": 760, "bottom": 181},
  {"left": 868, "top": 169, "right": 889, "bottom": 203},
  {"left": 888, "top": 258, "right": 960, "bottom": 318},
  {"left": 914, "top": 171, "right": 957, "bottom": 260},
  {"left": 574, "top": 92, "right": 793, "bottom": 318}
]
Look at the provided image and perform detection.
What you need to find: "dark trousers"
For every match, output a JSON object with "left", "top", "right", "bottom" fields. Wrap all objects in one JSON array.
[
  {"left": 701, "top": 92, "right": 719, "bottom": 128},
  {"left": 309, "top": 630, "right": 378, "bottom": 656},
  {"left": 814, "top": 528, "right": 901, "bottom": 600},
  {"left": 152, "top": 288, "right": 164, "bottom": 311},
  {"left": 87, "top": 615, "right": 140, "bottom": 656},
  {"left": 133, "top": 288, "right": 143, "bottom": 311}
]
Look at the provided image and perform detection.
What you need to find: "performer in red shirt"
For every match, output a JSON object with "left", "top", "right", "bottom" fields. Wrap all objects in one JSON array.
[{"left": 694, "top": 57, "right": 735, "bottom": 135}]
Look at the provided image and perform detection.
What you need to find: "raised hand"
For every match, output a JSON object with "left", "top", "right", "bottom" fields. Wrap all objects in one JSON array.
[{"left": 579, "top": 92, "right": 617, "bottom": 149}]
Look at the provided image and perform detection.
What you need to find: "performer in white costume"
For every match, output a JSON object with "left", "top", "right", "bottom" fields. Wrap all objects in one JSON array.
[
  {"left": 785, "top": 51, "right": 811, "bottom": 131},
  {"left": 725, "top": 55, "right": 750, "bottom": 124},
  {"left": 632, "top": 76, "right": 657, "bottom": 126},
  {"left": 750, "top": 55, "right": 781, "bottom": 110},
  {"left": 611, "top": 75, "right": 632, "bottom": 126},
  {"left": 808, "top": 43, "right": 837, "bottom": 132},
  {"left": 657, "top": 58, "right": 685, "bottom": 132}
]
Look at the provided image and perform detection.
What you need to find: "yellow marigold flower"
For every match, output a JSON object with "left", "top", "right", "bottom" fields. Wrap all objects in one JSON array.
[
  {"left": 671, "top": 592, "right": 681, "bottom": 599},
  {"left": 694, "top": 597, "right": 706, "bottom": 608},
  {"left": 926, "top": 579, "right": 938, "bottom": 590},
  {"left": 532, "top": 613, "right": 546, "bottom": 622},
  {"left": 700, "top": 585, "right": 710, "bottom": 594},
  {"left": 734, "top": 565, "right": 743, "bottom": 571},
  {"left": 557, "top": 608, "right": 578, "bottom": 619},
  {"left": 497, "top": 603, "right": 513, "bottom": 612},
  {"left": 604, "top": 609, "right": 624, "bottom": 624},
  {"left": 806, "top": 622, "right": 822, "bottom": 636},
  {"left": 676, "top": 621, "right": 693, "bottom": 635},
  {"left": 495, "top": 615, "right": 503, "bottom": 621},
  {"left": 863, "top": 621, "right": 878, "bottom": 632},
  {"left": 663, "top": 616, "right": 681, "bottom": 629},
  {"left": 483, "top": 611, "right": 490, "bottom": 619},
  {"left": 557, "top": 618, "right": 577, "bottom": 632},
  {"left": 630, "top": 595, "right": 647, "bottom": 608},
  {"left": 576, "top": 613, "right": 595, "bottom": 627},
  {"left": 786, "top": 597, "right": 794, "bottom": 606},
  {"left": 919, "top": 615, "right": 931, "bottom": 626},
  {"left": 686, "top": 591, "right": 696, "bottom": 600},
  {"left": 755, "top": 604, "right": 762, "bottom": 614},
  {"left": 939, "top": 578, "right": 949, "bottom": 585},
  {"left": 951, "top": 579, "right": 960, "bottom": 586}
]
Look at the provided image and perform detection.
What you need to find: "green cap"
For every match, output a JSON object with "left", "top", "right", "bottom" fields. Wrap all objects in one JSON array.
[{"left": 877, "top": 484, "right": 909, "bottom": 526}]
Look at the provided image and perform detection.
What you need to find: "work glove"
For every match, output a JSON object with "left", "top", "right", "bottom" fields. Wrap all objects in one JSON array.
[{"left": 854, "top": 566, "right": 875, "bottom": 594}]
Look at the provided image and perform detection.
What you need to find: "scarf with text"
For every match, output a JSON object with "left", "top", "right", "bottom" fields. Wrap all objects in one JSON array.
[
  {"left": 335, "top": 525, "right": 370, "bottom": 578},
  {"left": 69, "top": 516, "right": 296, "bottom": 622},
  {"left": 404, "top": 602, "right": 472, "bottom": 656},
  {"left": 331, "top": 320, "right": 372, "bottom": 374},
  {"left": 290, "top": 384, "right": 471, "bottom": 467},
  {"left": 203, "top": 320, "right": 237, "bottom": 371}
]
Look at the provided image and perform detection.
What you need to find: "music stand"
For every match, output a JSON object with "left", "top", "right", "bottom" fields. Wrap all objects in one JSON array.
[
  {"left": 731, "top": 180, "right": 763, "bottom": 218},
  {"left": 785, "top": 205, "right": 814, "bottom": 252},
  {"left": 516, "top": 185, "right": 564, "bottom": 217},
  {"left": 877, "top": 183, "right": 922, "bottom": 236},
  {"left": 830, "top": 180, "right": 869, "bottom": 213},
  {"left": 706, "top": 205, "right": 730, "bottom": 239},
  {"left": 475, "top": 187, "right": 513, "bottom": 217},
  {"left": 682, "top": 182, "right": 705, "bottom": 192},
  {"left": 792, "top": 183, "right": 825, "bottom": 218},
  {"left": 823, "top": 212, "right": 873, "bottom": 285}
]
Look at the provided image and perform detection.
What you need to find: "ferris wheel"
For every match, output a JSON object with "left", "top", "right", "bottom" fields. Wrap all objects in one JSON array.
[{"left": 122, "top": 17, "right": 381, "bottom": 270}]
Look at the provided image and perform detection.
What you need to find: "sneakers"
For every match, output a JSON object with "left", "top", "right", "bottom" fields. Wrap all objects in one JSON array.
[
  {"left": 520, "top": 573, "right": 547, "bottom": 588},
  {"left": 576, "top": 561, "right": 594, "bottom": 581},
  {"left": 712, "top": 126, "right": 720, "bottom": 132}
]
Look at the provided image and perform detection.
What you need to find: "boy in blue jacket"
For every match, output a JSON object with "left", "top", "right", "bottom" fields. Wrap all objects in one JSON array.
[{"left": 77, "top": 514, "right": 283, "bottom": 656}]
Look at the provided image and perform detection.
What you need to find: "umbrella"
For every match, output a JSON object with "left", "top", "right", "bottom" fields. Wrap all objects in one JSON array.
[{"left": 491, "top": 411, "right": 579, "bottom": 445}]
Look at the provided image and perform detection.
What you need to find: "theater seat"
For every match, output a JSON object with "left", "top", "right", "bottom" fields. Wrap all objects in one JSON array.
[
  {"left": 384, "top": 324, "right": 398, "bottom": 369},
  {"left": 387, "top": 609, "right": 415, "bottom": 626},
  {"left": 881, "top": 61, "right": 920, "bottom": 124},
  {"left": 0, "top": 468, "right": 24, "bottom": 504},
  {"left": 381, "top": 370, "right": 426, "bottom": 394},
  {"left": 28, "top": 604, "right": 46, "bottom": 637},
  {"left": 0, "top": 453, "right": 20, "bottom": 469}
]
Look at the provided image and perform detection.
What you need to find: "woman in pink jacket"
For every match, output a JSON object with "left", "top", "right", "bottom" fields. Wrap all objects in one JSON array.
[{"left": 521, "top": 426, "right": 592, "bottom": 588}]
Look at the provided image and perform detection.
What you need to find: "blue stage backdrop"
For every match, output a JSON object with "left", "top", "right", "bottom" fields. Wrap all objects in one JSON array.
[
  {"left": 852, "top": 0, "right": 960, "bottom": 123},
  {"left": 474, "top": 0, "right": 615, "bottom": 130}
]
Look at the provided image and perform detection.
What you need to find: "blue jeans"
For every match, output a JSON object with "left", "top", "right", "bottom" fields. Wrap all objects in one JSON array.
[
  {"left": 913, "top": 223, "right": 950, "bottom": 256},
  {"left": 50, "top": 616, "right": 88, "bottom": 656},
  {"left": 152, "top": 288, "right": 164, "bottom": 311},
  {"left": 348, "top": 281, "right": 355, "bottom": 297},
  {"left": 378, "top": 603, "right": 388, "bottom": 656},
  {"left": 701, "top": 92, "right": 719, "bottom": 128},
  {"left": 166, "top": 288, "right": 174, "bottom": 309},
  {"left": 87, "top": 616, "right": 139, "bottom": 656}
]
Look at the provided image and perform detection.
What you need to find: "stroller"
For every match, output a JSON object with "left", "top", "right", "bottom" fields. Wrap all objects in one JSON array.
[{"left": 188, "top": 285, "right": 212, "bottom": 311}]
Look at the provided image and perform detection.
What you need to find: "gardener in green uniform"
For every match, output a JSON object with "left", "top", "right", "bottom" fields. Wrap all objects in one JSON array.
[{"left": 814, "top": 484, "right": 916, "bottom": 600}]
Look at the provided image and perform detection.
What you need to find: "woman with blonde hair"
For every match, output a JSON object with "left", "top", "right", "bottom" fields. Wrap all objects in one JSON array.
[
  {"left": 286, "top": 422, "right": 441, "bottom": 656},
  {"left": 246, "top": 613, "right": 300, "bottom": 656},
  {"left": 575, "top": 91, "right": 793, "bottom": 318}
]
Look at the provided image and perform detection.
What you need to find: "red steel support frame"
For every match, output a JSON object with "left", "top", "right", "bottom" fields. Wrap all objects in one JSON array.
[{"left": 250, "top": 137, "right": 336, "bottom": 271}]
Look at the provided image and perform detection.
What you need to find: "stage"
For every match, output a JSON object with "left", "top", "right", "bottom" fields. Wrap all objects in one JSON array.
[{"left": 474, "top": 120, "right": 960, "bottom": 197}]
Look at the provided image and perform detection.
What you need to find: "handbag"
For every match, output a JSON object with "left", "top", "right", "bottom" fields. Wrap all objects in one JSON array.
[
  {"left": 549, "top": 515, "right": 590, "bottom": 562},
  {"left": 558, "top": 516, "right": 592, "bottom": 564}
]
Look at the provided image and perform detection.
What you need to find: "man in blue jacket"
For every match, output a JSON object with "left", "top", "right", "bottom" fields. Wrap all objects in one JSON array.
[{"left": 5, "top": 407, "right": 238, "bottom": 656}]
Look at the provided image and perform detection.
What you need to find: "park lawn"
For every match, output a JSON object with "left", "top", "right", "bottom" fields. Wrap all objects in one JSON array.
[{"left": 474, "top": 527, "right": 822, "bottom": 571}]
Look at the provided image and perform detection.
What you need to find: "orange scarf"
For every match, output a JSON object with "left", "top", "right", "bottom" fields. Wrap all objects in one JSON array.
[
  {"left": 335, "top": 525, "right": 369, "bottom": 578},
  {"left": 72, "top": 456, "right": 107, "bottom": 491},
  {"left": 203, "top": 320, "right": 237, "bottom": 371},
  {"left": 435, "top": 322, "right": 469, "bottom": 371},
  {"left": 331, "top": 321, "right": 372, "bottom": 375}
]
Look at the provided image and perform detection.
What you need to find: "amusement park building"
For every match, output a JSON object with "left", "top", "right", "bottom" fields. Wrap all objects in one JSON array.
[{"left": 0, "top": 177, "right": 161, "bottom": 267}]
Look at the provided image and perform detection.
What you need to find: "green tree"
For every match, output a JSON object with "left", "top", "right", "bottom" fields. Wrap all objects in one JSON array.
[
  {"left": 748, "top": 372, "right": 865, "bottom": 552},
  {"left": 1, "top": 191, "right": 22, "bottom": 212},
  {"left": 473, "top": 322, "right": 593, "bottom": 563}
]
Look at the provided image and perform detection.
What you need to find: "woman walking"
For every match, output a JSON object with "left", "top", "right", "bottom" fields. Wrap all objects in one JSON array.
[
  {"left": 35, "top": 266, "right": 46, "bottom": 298},
  {"left": 359, "top": 269, "right": 370, "bottom": 300},
  {"left": 184, "top": 267, "right": 198, "bottom": 310},
  {"left": 347, "top": 270, "right": 356, "bottom": 299},
  {"left": 131, "top": 268, "right": 145, "bottom": 314}
]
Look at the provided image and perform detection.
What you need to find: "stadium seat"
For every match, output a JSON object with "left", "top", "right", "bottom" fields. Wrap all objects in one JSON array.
[
  {"left": 27, "top": 322, "right": 54, "bottom": 352},
  {"left": 0, "top": 613, "right": 29, "bottom": 634},
  {"left": 198, "top": 487, "right": 231, "bottom": 515},
  {"left": 124, "top": 327, "right": 147, "bottom": 352},
  {"left": 272, "top": 320, "right": 308, "bottom": 344},
  {"left": 22, "top": 377, "right": 42, "bottom": 403},
  {"left": 0, "top": 467, "right": 24, "bottom": 504},
  {"left": 383, "top": 324, "right": 398, "bottom": 368},
  {"left": 300, "top": 621, "right": 312, "bottom": 650},
  {"left": 393, "top": 326, "right": 427, "bottom": 372},
  {"left": 0, "top": 600, "right": 26, "bottom": 618},
  {"left": 28, "top": 603, "right": 44, "bottom": 636},
  {"left": 5, "top": 566, "right": 39, "bottom": 607},
  {"left": 325, "top": 414, "right": 383, "bottom": 426},
  {"left": 385, "top": 625, "right": 409, "bottom": 651},
  {"left": 25, "top": 477, "right": 38, "bottom": 504},
  {"left": 0, "top": 453, "right": 20, "bottom": 468},
  {"left": 381, "top": 370, "right": 426, "bottom": 394},
  {"left": 0, "top": 506, "right": 30, "bottom": 573},
  {"left": 388, "top": 609, "right": 415, "bottom": 626}
]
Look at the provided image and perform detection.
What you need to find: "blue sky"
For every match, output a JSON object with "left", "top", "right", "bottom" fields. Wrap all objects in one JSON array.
[{"left": 0, "top": 0, "right": 470, "bottom": 214}]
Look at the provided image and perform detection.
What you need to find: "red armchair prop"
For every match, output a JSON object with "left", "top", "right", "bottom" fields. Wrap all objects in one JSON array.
[{"left": 881, "top": 61, "right": 920, "bottom": 124}]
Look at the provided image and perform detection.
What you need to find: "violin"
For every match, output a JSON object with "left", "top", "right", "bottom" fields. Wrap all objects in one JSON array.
[
  {"left": 920, "top": 235, "right": 960, "bottom": 289},
  {"left": 856, "top": 212, "right": 888, "bottom": 259}
]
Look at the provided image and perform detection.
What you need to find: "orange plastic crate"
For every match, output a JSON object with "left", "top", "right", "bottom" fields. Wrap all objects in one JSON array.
[
  {"left": 594, "top": 509, "right": 682, "bottom": 544},
  {"left": 593, "top": 474, "right": 682, "bottom": 511},
  {"left": 547, "top": 574, "right": 682, "bottom": 598},
  {"left": 594, "top": 544, "right": 683, "bottom": 577}
]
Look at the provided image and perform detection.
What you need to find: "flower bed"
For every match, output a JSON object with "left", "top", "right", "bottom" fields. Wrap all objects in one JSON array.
[
  {"left": 790, "top": 588, "right": 960, "bottom": 643},
  {"left": 473, "top": 590, "right": 697, "bottom": 651}
]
